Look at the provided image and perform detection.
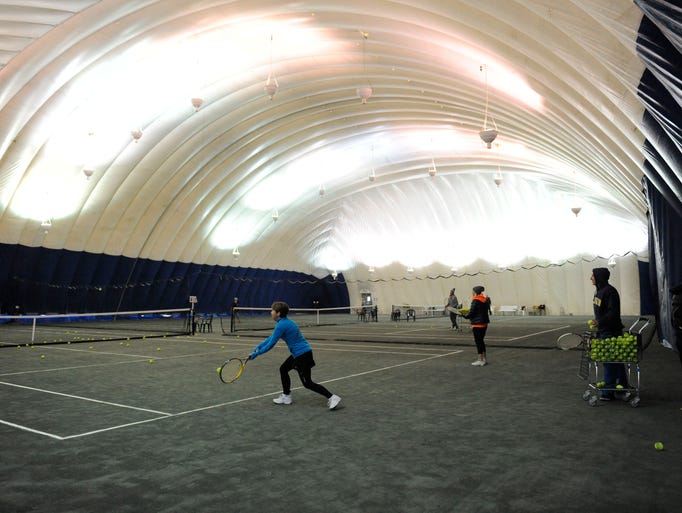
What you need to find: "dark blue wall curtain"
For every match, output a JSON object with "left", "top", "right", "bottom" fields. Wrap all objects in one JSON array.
[
  {"left": 635, "top": 0, "right": 682, "bottom": 353},
  {"left": 0, "top": 243, "right": 349, "bottom": 314}
]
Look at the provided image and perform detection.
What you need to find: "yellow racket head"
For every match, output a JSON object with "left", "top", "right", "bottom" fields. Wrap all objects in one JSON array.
[{"left": 219, "top": 357, "right": 247, "bottom": 383}]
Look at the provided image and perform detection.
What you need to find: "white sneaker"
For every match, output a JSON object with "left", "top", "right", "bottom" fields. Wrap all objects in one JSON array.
[
  {"left": 273, "top": 393, "right": 292, "bottom": 405},
  {"left": 471, "top": 360, "right": 487, "bottom": 366},
  {"left": 327, "top": 394, "right": 341, "bottom": 410}
]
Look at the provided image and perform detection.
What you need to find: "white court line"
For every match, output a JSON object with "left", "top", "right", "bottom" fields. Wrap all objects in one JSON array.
[
  {"left": 0, "top": 419, "right": 65, "bottom": 440},
  {"left": 0, "top": 381, "right": 172, "bottom": 416},
  {"left": 506, "top": 325, "right": 570, "bottom": 341},
  {"left": 4, "top": 349, "right": 462, "bottom": 440}
]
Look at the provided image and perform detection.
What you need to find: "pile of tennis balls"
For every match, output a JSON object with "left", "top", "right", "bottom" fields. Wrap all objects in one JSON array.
[{"left": 590, "top": 333, "right": 639, "bottom": 362}]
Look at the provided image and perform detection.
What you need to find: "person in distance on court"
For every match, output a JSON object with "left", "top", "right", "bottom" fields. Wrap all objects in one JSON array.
[
  {"left": 249, "top": 301, "right": 341, "bottom": 410},
  {"left": 463, "top": 286, "right": 491, "bottom": 366},
  {"left": 445, "top": 288, "right": 460, "bottom": 331},
  {"left": 590, "top": 267, "right": 626, "bottom": 400}
]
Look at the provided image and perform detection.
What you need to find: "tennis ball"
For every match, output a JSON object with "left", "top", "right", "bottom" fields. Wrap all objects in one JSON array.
[
  {"left": 88, "top": 346, "right": 93, "bottom": 350},
  {"left": 654, "top": 442, "right": 664, "bottom": 450},
  {"left": 217, "top": 367, "right": 221, "bottom": 373},
  {"left": 40, "top": 354, "right": 46, "bottom": 359},
  {"left": 616, "top": 384, "right": 624, "bottom": 389},
  {"left": 157, "top": 347, "right": 161, "bottom": 351},
  {"left": 148, "top": 359, "right": 154, "bottom": 364}
]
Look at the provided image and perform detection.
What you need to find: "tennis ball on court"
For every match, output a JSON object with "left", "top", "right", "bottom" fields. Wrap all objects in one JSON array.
[
  {"left": 217, "top": 367, "right": 221, "bottom": 373},
  {"left": 616, "top": 384, "right": 624, "bottom": 389},
  {"left": 89, "top": 346, "right": 94, "bottom": 350},
  {"left": 654, "top": 442, "right": 664, "bottom": 450},
  {"left": 221, "top": 345, "right": 225, "bottom": 350},
  {"left": 157, "top": 347, "right": 161, "bottom": 351},
  {"left": 148, "top": 359, "right": 154, "bottom": 364},
  {"left": 40, "top": 354, "right": 45, "bottom": 359}
]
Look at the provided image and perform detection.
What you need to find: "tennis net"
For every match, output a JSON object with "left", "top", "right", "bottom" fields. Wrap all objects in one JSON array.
[
  {"left": 390, "top": 304, "right": 448, "bottom": 321},
  {"left": 228, "top": 305, "right": 378, "bottom": 333},
  {"left": 0, "top": 308, "right": 191, "bottom": 347}
]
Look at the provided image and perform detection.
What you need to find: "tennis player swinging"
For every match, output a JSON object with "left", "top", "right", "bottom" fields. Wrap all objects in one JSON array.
[{"left": 249, "top": 301, "right": 342, "bottom": 410}]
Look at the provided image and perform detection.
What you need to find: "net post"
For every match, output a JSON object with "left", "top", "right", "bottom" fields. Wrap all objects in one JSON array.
[{"left": 31, "top": 317, "right": 37, "bottom": 344}]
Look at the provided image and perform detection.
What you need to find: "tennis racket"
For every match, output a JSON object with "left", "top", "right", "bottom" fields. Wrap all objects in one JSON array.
[
  {"left": 556, "top": 332, "right": 587, "bottom": 351},
  {"left": 446, "top": 306, "right": 462, "bottom": 315},
  {"left": 219, "top": 356, "right": 250, "bottom": 383}
]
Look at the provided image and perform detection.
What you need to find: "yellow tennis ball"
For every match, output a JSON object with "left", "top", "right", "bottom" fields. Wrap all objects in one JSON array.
[
  {"left": 148, "top": 359, "right": 154, "bottom": 364},
  {"left": 157, "top": 347, "right": 161, "bottom": 351},
  {"left": 616, "top": 384, "right": 624, "bottom": 389},
  {"left": 40, "top": 354, "right": 46, "bottom": 359},
  {"left": 654, "top": 442, "right": 664, "bottom": 450},
  {"left": 216, "top": 367, "right": 221, "bottom": 373}
]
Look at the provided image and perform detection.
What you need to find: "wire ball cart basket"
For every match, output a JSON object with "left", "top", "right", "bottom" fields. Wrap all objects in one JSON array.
[{"left": 557, "top": 317, "right": 656, "bottom": 408}]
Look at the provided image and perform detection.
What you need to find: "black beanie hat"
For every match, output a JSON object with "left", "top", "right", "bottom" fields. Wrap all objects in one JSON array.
[{"left": 473, "top": 286, "right": 485, "bottom": 295}]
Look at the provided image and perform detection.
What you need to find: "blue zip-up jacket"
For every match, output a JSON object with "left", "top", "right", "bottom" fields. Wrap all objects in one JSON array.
[{"left": 250, "top": 317, "right": 312, "bottom": 359}]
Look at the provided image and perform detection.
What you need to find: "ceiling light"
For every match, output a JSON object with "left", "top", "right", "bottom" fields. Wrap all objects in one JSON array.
[
  {"left": 41, "top": 219, "right": 52, "bottom": 233},
  {"left": 369, "top": 168, "right": 376, "bottom": 182},
  {"left": 83, "top": 168, "right": 94, "bottom": 180},
  {"left": 131, "top": 129, "right": 142, "bottom": 142},
  {"left": 264, "top": 35, "right": 279, "bottom": 100},
  {"left": 479, "top": 129, "right": 498, "bottom": 148},
  {"left": 232, "top": 247, "right": 240, "bottom": 258},
  {"left": 368, "top": 266, "right": 375, "bottom": 273},
  {"left": 357, "top": 32, "right": 372, "bottom": 103},
  {"left": 428, "top": 158, "right": 437, "bottom": 177},
  {"left": 318, "top": 184, "right": 325, "bottom": 196},
  {"left": 331, "top": 270, "right": 338, "bottom": 280},
  {"left": 571, "top": 206, "right": 582, "bottom": 217},
  {"left": 607, "top": 256, "right": 617, "bottom": 268},
  {"left": 272, "top": 209, "right": 279, "bottom": 222},
  {"left": 479, "top": 64, "right": 498, "bottom": 148},
  {"left": 191, "top": 97, "right": 204, "bottom": 112}
]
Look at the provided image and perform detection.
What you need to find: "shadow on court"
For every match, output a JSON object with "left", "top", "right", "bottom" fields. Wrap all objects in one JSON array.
[{"left": 1, "top": 315, "right": 681, "bottom": 513}]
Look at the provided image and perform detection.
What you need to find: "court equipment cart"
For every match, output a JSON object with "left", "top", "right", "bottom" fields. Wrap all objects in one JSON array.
[{"left": 581, "top": 317, "right": 655, "bottom": 408}]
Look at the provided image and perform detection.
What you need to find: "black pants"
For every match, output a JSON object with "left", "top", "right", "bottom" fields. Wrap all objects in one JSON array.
[
  {"left": 280, "top": 351, "right": 332, "bottom": 398},
  {"left": 449, "top": 311, "right": 458, "bottom": 328},
  {"left": 472, "top": 326, "right": 487, "bottom": 354}
]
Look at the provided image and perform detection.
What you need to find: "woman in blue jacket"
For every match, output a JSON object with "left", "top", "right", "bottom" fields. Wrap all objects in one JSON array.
[{"left": 250, "top": 301, "right": 341, "bottom": 410}]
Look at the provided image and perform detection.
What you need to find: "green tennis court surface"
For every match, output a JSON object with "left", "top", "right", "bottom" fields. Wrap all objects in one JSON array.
[{"left": 2, "top": 315, "right": 681, "bottom": 513}]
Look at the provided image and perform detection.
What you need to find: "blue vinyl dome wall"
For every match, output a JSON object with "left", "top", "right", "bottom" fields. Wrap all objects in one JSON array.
[{"left": 0, "top": 243, "right": 350, "bottom": 314}]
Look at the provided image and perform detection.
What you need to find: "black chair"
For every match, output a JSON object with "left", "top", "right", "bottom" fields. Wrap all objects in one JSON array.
[{"left": 405, "top": 308, "right": 416, "bottom": 321}]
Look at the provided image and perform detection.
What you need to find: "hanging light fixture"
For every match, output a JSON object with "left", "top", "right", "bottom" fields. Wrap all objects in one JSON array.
[
  {"left": 479, "top": 64, "right": 498, "bottom": 148},
  {"left": 272, "top": 209, "right": 279, "bottom": 222},
  {"left": 191, "top": 97, "right": 204, "bottom": 112},
  {"left": 331, "top": 270, "right": 338, "bottom": 280},
  {"left": 264, "top": 34, "right": 279, "bottom": 100},
  {"left": 83, "top": 168, "right": 94, "bottom": 180},
  {"left": 570, "top": 172, "right": 582, "bottom": 216},
  {"left": 356, "top": 31, "right": 372, "bottom": 103},
  {"left": 131, "top": 129, "right": 142, "bottom": 142},
  {"left": 368, "top": 266, "right": 375, "bottom": 273},
  {"left": 607, "top": 256, "right": 617, "bottom": 268},
  {"left": 368, "top": 145, "right": 376, "bottom": 182},
  {"left": 40, "top": 219, "right": 52, "bottom": 233},
  {"left": 428, "top": 158, "right": 437, "bottom": 177},
  {"left": 232, "top": 247, "right": 240, "bottom": 258},
  {"left": 318, "top": 184, "right": 326, "bottom": 197},
  {"left": 494, "top": 165, "right": 503, "bottom": 187}
]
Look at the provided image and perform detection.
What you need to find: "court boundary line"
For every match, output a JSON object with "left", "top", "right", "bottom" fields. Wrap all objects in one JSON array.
[{"left": 1, "top": 349, "right": 462, "bottom": 441}]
